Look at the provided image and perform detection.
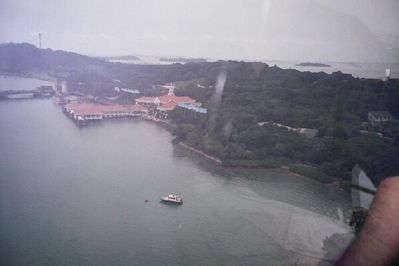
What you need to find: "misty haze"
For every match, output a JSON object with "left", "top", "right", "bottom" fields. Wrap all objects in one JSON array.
[{"left": 1, "top": 0, "right": 399, "bottom": 62}]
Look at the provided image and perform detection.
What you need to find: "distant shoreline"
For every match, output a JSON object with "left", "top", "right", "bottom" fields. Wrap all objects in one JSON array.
[
  {"left": 100, "top": 55, "right": 140, "bottom": 61},
  {"left": 295, "top": 62, "right": 331, "bottom": 67},
  {"left": 159, "top": 57, "right": 207, "bottom": 63}
]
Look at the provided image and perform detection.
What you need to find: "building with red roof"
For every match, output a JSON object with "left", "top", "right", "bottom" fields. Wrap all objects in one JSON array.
[
  {"left": 135, "top": 94, "right": 195, "bottom": 108},
  {"left": 134, "top": 93, "right": 197, "bottom": 119},
  {"left": 158, "top": 95, "right": 195, "bottom": 105},
  {"left": 63, "top": 103, "right": 148, "bottom": 122},
  {"left": 135, "top": 96, "right": 156, "bottom": 106},
  {"left": 157, "top": 101, "right": 178, "bottom": 111},
  {"left": 127, "top": 104, "right": 148, "bottom": 112}
]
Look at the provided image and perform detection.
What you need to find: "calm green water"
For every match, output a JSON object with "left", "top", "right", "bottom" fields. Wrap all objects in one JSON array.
[{"left": 0, "top": 79, "right": 352, "bottom": 265}]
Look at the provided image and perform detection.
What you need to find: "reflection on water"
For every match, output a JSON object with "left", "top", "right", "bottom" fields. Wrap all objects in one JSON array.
[
  {"left": 0, "top": 78, "right": 353, "bottom": 265},
  {"left": 175, "top": 149, "right": 351, "bottom": 220}
]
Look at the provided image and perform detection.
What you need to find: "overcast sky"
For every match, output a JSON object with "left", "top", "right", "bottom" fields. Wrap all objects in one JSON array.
[{"left": 1, "top": 0, "right": 398, "bottom": 62}]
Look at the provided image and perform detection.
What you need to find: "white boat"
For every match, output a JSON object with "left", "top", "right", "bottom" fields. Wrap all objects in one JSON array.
[{"left": 160, "top": 194, "right": 183, "bottom": 204}]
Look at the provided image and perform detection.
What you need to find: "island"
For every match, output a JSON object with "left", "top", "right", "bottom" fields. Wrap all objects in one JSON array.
[
  {"left": 101, "top": 55, "right": 141, "bottom": 61},
  {"left": 295, "top": 62, "right": 331, "bottom": 67},
  {"left": 160, "top": 57, "right": 207, "bottom": 63},
  {"left": 1, "top": 42, "right": 398, "bottom": 186}
]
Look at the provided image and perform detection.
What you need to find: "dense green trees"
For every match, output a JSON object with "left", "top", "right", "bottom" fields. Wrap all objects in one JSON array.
[
  {"left": 2, "top": 43, "right": 398, "bottom": 183},
  {"left": 170, "top": 61, "right": 399, "bottom": 183}
]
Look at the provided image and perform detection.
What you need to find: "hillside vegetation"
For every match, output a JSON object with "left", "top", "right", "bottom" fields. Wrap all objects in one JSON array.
[
  {"left": 1, "top": 43, "right": 398, "bottom": 183},
  {"left": 172, "top": 63, "right": 399, "bottom": 183}
]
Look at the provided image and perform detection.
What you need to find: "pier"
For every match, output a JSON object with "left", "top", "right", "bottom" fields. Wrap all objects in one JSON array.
[{"left": 0, "top": 85, "right": 55, "bottom": 99}]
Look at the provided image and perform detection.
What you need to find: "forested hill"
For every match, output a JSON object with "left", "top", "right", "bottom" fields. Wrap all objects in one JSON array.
[
  {"left": 0, "top": 43, "right": 107, "bottom": 74},
  {"left": 172, "top": 62, "right": 399, "bottom": 184},
  {"left": 0, "top": 43, "right": 221, "bottom": 95},
  {"left": 1, "top": 43, "right": 398, "bottom": 183}
]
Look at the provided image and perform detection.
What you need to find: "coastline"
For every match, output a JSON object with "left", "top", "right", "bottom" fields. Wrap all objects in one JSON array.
[
  {"left": 174, "top": 140, "right": 340, "bottom": 187},
  {"left": 177, "top": 142, "right": 222, "bottom": 164},
  {"left": 138, "top": 116, "right": 175, "bottom": 133},
  {"left": 0, "top": 72, "right": 343, "bottom": 188},
  {"left": 59, "top": 109, "right": 341, "bottom": 188},
  {"left": 0, "top": 96, "right": 353, "bottom": 265}
]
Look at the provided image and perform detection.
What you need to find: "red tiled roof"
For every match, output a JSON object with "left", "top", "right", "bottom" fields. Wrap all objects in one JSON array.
[
  {"left": 159, "top": 95, "right": 194, "bottom": 104},
  {"left": 71, "top": 103, "right": 105, "bottom": 115},
  {"left": 135, "top": 96, "right": 155, "bottom": 103},
  {"left": 67, "top": 103, "right": 147, "bottom": 116},
  {"left": 125, "top": 104, "right": 148, "bottom": 112},
  {"left": 75, "top": 109, "right": 103, "bottom": 116},
  {"left": 158, "top": 101, "right": 177, "bottom": 111},
  {"left": 64, "top": 103, "right": 82, "bottom": 110},
  {"left": 99, "top": 105, "right": 128, "bottom": 112}
]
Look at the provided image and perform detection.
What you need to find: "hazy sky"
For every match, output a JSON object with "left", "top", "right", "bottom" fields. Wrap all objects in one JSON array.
[{"left": 1, "top": 0, "right": 398, "bottom": 62}]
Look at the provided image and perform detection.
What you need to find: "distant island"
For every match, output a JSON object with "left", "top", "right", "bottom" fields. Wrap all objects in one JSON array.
[
  {"left": 102, "top": 55, "right": 141, "bottom": 61},
  {"left": 160, "top": 57, "right": 207, "bottom": 63},
  {"left": 295, "top": 62, "right": 331, "bottom": 67}
]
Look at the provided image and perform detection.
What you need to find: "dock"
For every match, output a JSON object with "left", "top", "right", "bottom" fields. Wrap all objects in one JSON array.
[{"left": 0, "top": 85, "right": 55, "bottom": 100}]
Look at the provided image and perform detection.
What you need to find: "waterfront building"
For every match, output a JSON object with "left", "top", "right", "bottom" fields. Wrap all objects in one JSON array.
[
  {"left": 172, "top": 103, "right": 208, "bottom": 121},
  {"left": 135, "top": 94, "right": 195, "bottom": 108},
  {"left": 135, "top": 93, "right": 196, "bottom": 119},
  {"left": 135, "top": 96, "right": 157, "bottom": 106},
  {"left": 368, "top": 111, "right": 391, "bottom": 126},
  {"left": 157, "top": 101, "right": 178, "bottom": 112},
  {"left": 158, "top": 95, "right": 195, "bottom": 106},
  {"left": 177, "top": 103, "right": 207, "bottom": 114},
  {"left": 63, "top": 103, "right": 148, "bottom": 123}
]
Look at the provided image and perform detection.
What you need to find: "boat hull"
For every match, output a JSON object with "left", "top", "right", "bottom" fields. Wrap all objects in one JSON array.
[{"left": 160, "top": 198, "right": 183, "bottom": 205}]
